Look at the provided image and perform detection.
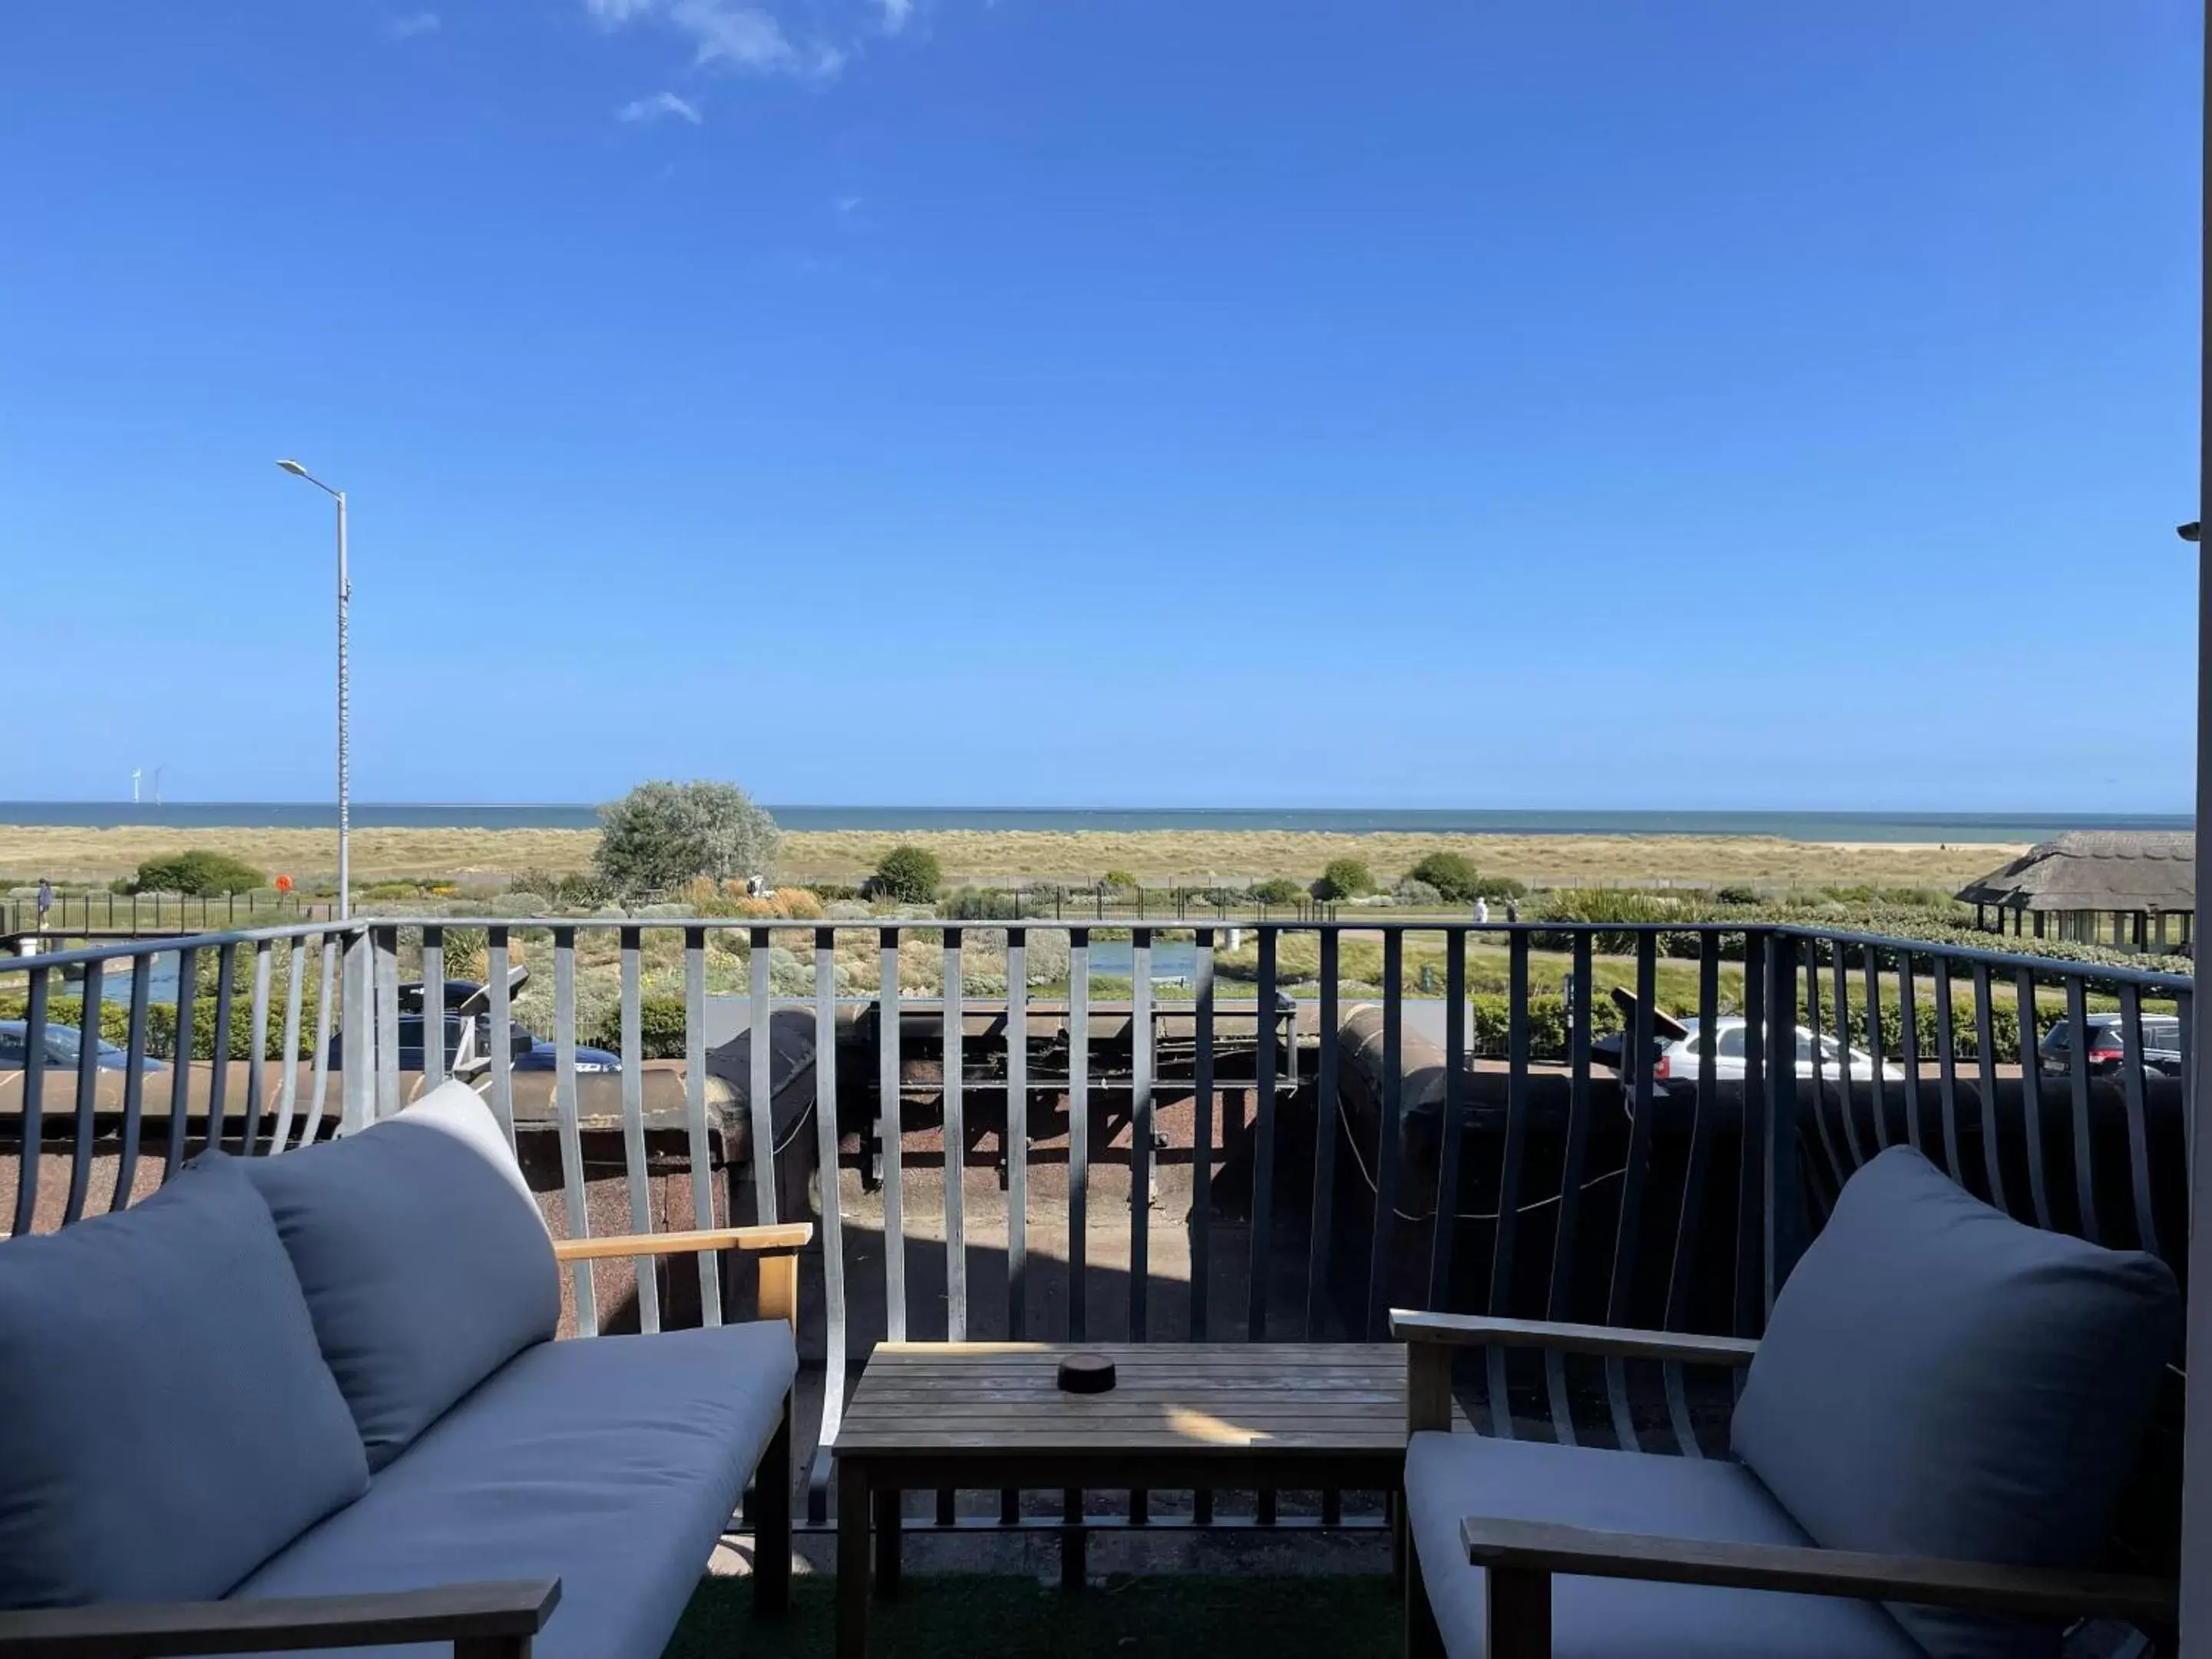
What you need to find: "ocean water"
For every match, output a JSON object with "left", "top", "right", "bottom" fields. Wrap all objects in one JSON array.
[{"left": 0, "top": 802, "right": 2190, "bottom": 841}]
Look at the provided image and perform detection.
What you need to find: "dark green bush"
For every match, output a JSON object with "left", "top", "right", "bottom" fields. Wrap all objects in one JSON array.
[
  {"left": 1467, "top": 993, "right": 1625, "bottom": 1059},
  {"left": 1312, "top": 858, "right": 1374, "bottom": 901},
  {"left": 1406, "top": 851, "right": 1480, "bottom": 902},
  {"left": 872, "top": 845, "right": 942, "bottom": 904},
  {"left": 941, "top": 886, "right": 1023, "bottom": 920},
  {"left": 1102, "top": 868, "right": 1139, "bottom": 890},
  {"left": 127, "top": 851, "right": 266, "bottom": 897},
  {"left": 1249, "top": 877, "right": 1304, "bottom": 907},
  {"left": 586, "top": 993, "right": 688, "bottom": 1058},
  {"left": 594, "top": 780, "right": 780, "bottom": 899},
  {"left": 808, "top": 882, "right": 865, "bottom": 903}
]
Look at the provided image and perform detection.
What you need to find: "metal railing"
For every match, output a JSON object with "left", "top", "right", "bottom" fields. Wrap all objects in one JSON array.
[{"left": 0, "top": 915, "right": 2191, "bottom": 1540}]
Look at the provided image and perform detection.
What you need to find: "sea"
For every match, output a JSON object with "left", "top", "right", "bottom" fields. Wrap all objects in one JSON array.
[{"left": 0, "top": 803, "right": 2191, "bottom": 843}]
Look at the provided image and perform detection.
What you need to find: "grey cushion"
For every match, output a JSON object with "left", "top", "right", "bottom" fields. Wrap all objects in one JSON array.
[
  {"left": 1406, "top": 1431, "right": 1923, "bottom": 1659},
  {"left": 236, "top": 1099, "right": 560, "bottom": 1471},
  {"left": 1732, "top": 1145, "right": 2181, "bottom": 1659},
  {"left": 0, "top": 1162, "right": 369, "bottom": 1607},
  {"left": 235, "top": 1320, "right": 798, "bottom": 1659}
]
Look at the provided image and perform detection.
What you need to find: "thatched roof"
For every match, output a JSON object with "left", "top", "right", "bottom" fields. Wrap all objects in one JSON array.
[{"left": 1956, "top": 831, "right": 2195, "bottom": 913}]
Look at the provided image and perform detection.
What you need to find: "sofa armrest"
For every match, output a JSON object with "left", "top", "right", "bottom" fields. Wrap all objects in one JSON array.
[
  {"left": 0, "top": 1579, "right": 560, "bottom": 1659},
  {"left": 1390, "top": 1310, "right": 1760, "bottom": 1367},
  {"left": 1456, "top": 1519, "right": 2177, "bottom": 1659},
  {"left": 552, "top": 1225, "right": 812, "bottom": 1328}
]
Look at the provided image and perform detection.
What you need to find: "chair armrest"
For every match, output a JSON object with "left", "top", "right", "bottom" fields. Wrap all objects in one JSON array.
[
  {"left": 1391, "top": 1310, "right": 1760, "bottom": 1367},
  {"left": 1460, "top": 1518, "right": 2177, "bottom": 1628},
  {"left": 552, "top": 1225, "right": 812, "bottom": 1330},
  {"left": 550, "top": 1224, "right": 811, "bottom": 1261},
  {"left": 0, "top": 1579, "right": 560, "bottom": 1659}
]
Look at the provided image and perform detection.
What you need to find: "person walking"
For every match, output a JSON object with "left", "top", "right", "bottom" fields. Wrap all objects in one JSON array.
[
  {"left": 35, "top": 877, "right": 53, "bottom": 930},
  {"left": 1475, "top": 896, "right": 1490, "bottom": 926}
]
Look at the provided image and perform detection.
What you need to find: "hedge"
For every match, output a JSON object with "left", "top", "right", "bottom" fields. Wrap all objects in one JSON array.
[{"left": 0, "top": 993, "right": 322, "bottom": 1060}]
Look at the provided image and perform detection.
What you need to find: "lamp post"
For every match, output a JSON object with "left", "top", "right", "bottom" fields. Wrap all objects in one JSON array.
[{"left": 276, "top": 460, "right": 351, "bottom": 921}]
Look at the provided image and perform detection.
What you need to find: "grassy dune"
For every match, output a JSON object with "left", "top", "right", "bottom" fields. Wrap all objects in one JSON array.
[{"left": 0, "top": 823, "right": 2015, "bottom": 893}]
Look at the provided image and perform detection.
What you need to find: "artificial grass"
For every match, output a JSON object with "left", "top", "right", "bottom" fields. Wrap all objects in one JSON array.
[{"left": 664, "top": 1573, "right": 1400, "bottom": 1657}]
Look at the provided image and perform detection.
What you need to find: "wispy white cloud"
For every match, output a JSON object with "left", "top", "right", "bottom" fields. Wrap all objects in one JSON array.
[
  {"left": 389, "top": 10, "right": 440, "bottom": 38},
  {"left": 876, "top": 0, "right": 912, "bottom": 36},
  {"left": 617, "top": 90, "right": 703, "bottom": 124},
  {"left": 834, "top": 194, "right": 864, "bottom": 214},
  {"left": 588, "top": 0, "right": 844, "bottom": 81}
]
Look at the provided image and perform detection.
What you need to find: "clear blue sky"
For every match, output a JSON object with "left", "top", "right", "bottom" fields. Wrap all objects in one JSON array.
[{"left": 1, "top": 2, "right": 2199, "bottom": 810}]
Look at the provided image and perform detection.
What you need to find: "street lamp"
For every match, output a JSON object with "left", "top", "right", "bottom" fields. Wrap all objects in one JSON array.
[{"left": 276, "top": 460, "right": 351, "bottom": 921}]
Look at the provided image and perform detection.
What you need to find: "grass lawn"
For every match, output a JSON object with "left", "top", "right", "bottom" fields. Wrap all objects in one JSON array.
[{"left": 663, "top": 1574, "right": 1400, "bottom": 1658}]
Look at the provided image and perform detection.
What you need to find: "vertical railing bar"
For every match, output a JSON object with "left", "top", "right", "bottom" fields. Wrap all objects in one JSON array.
[
  {"left": 1067, "top": 927, "right": 1089, "bottom": 1342},
  {"left": 1765, "top": 934, "right": 1805, "bottom": 1315},
  {"left": 553, "top": 927, "right": 597, "bottom": 1335},
  {"left": 2065, "top": 975, "right": 2098, "bottom": 1244},
  {"left": 2117, "top": 985, "right": 2162, "bottom": 1258},
  {"left": 1661, "top": 941, "right": 1721, "bottom": 1459},
  {"left": 810, "top": 927, "right": 848, "bottom": 1525},
  {"left": 1861, "top": 944, "right": 1888, "bottom": 1152},
  {"left": 309, "top": 937, "right": 338, "bottom": 1143},
  {"left": 112, "top": 950, "right": 154, "bottom": 1210},
  {"left": 617, "top": 927, "right": 661, "bottom": 1335},
  {"left": 167, "top": 945, "right": 200, "bottom": 1178},
  {"left": 14, "top": 967, "right": 49, "bottom": 1234},
  {"left": 1933, "top": 964, "right": 1963, "bottom": 1183},
  {"left": 419, "top": 927, "right": 445, "bottom": 1090},
  {"left": 1896, "top": 950, "right": 1923, "bottom": 1153},
  {"left": 207, "top": 943, "right": 236, "bottom": 1155},
  {"left": 1828, "top": 947, "right": 1863, "bottom": 1173},
  {"left": 1363, "top": 930, "right": 1405, "bottom": 1343},
  {"left": 1803, "top": 953, "right": 1845, "bottom": 1198},
  {"left": 271, "top": 940, "right": 306, "bottom": 1153},
  {"left": 243, "top": 941, "right": 273, "bottom": 1156},
  {"left": 683, "top": 928, "right": 722, "bottom": 1326},
  {"left": 1545, "top": 932, "right": 1595, "bottom": 1445},
  {"left": 1006, "top": 928, "right": 1030, "bottom": 1340},
  {"left": 1426, "top": 928, "right": 1468, "bottom": 1310},
  {"left": 2013, "top": 967, "right": 2053, "bottom": 1232},
  {"left": 1602, "top": 934, "right": 1656, "bottom": 1452},
  {"left": 1301, "top": 929, "right": 1337, "bottom": 1337},
  {"left": 1733, "top": 931, "right": 1768, "bottom": 1343},
  {"left": 1970, "top": 961, "right": 2006, "bottom": 1210},
  {"left": 1248, "top": 927, "right": 1280, "bottom": 1343},
  {"left": 373, "top": 927, "right": 401, "bottom": 1122},
  {"left": 1129, "top": 927, "right": 1153, "bottom": 1342},
  {"left": 62, "top": 960, "right": 102, "bottom": 1225},
  {"left": 749, "top": 927, "right": 776, "bottom": 1228},
  {"left": 943, "top": 929, "right": 968, "bottom": 1343},
  {"left": 1188, "top": 926, "right": 1218, "bottom": 1530},
  {"left": 486, "top": 928, "right": 515, "bottom": 1148},
  {"left": 880, "top": 930, "right": 908, "bottom": 1343},
  {"left": 1484, "top": 929, "right": 1530, "bottom": 1437}
]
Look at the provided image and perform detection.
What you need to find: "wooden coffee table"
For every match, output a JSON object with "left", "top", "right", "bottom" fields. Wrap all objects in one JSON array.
[{"left": 833, "top": 1341, "right": 1407, "bottom": 1657}]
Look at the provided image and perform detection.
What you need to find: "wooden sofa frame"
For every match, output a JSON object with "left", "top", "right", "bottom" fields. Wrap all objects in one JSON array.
[
  {"left": 1394, "top": 1310, "right": 2182, "bottom": 1659},
  {"left": 0, "top": 1224, "right": 810, "bottom": 1659}
]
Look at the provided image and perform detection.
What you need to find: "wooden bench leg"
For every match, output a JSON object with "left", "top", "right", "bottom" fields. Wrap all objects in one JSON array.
[
  {"left": 872, "top": 1486, "right": 903, "bottom": 1598},
  {"left": 837, "top": 1459, "right": 871, "bottom": 1659},
  {"left": 1486, "top": 1565, "right": 1551, "bottom": 1659},
  {"left": 752, "top": 1394, "right": 792, "bottom": 1619}
]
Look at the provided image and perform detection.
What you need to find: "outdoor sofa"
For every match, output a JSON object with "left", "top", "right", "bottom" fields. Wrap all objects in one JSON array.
[
  {"left": 1399, "top": 1145, "right": 2184, "bottom": 1659},
  {"left": 0, "top": 1079, "right": 807, "bottom": 1659}
]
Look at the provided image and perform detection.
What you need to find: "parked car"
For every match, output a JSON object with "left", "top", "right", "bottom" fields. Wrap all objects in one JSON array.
[
  {"left": 1658, "top": 1016, "right": 1903, "bottom": 1085},
  {"left": 2037, "top": 1013, "right": 2184, "bottom": 1078},
  {"left": 0, "top": 1020, "right": 167, "bottom": 1072}
]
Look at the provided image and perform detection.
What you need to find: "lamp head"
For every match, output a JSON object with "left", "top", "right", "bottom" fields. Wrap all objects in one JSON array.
[
  {"left": 276, "top": 459, "right": 309, "bottom": 477},
  {"left": 2180, "top": 522, "right": 2201, "bottom": 544}
]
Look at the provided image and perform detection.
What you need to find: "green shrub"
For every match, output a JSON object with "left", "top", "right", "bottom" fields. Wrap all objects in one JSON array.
[
  {"left": 1312, "top": 858, "right": 1374, "bottom": 901},
  {"left": 1467, "top": 993, "right": 1625, "bottom": 1060},
  {"left": 586, "top": 993, "right": 688, "bottom": 1058},
  {"left": 941, "top": 886, "right": 1023, "bottom": 920},
  {"left": 1102, "top": 868, "right": 1139, "bottom": 890},
  {"left": 1248, "top": 877, "right": 1304, "bottom": 907},
  {"left": 1391, "top": 878, "right": 1441, "bottom": 906},
  {"left": 1715, "top": 884, "right": 1761, "bottom": 904},
  {"left": 872, "top": 845, "right": 942, "bottom": 904},
  {"left": 1470, "top": 874, "right": 1529, "bottom": 901},
  {"left": 593, "top": 780, "right": 780, "bottom": 899},
  {"left": 1406, "top": 851, "right": 1480, "bottom": 902},
  {"left": 126, "top": 851, "right": 266, "bottom": 897},
  {"left": 808, "top": 882, "right": 865, "bottom": 903}
]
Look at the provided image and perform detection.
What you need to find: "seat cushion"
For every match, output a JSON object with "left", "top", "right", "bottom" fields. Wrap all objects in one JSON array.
[
  {"left": 1731, "top": 1145, "right": 2181, "bottom": 1659},
  {"left": 1407, "top": 1432, "right": 1923, "bottom": 1659},
  {"left": 0, "top": 1160, "right": 369, "bottom": 1607},
  {"left": 234, "top": 1320, "right": 797, "bottom": 1659},
  {"left": 236, "top": 1080, "right": 560, "bottom": 1470}
]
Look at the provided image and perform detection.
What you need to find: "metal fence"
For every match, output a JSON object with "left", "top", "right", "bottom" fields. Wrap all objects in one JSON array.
[{"left": 0, "top": 916, "right": 2191, "bottom": 1540}]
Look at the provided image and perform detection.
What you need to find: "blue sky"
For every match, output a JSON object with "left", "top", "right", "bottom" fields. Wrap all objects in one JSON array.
[{"left": 0, "top": 2, "right": 2200, "bottom": 810}]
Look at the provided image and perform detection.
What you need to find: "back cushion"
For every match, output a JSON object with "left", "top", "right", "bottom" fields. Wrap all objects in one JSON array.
[
  {"left": 0, "top": 1161, "right": 369, "bottom": 1606},
  {"left": 239, "top": 1081, "right": 560, "bottom": 1471},
  {"left": 1732, "top": 1146, "right": 2179, "bottom": 1659}
]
